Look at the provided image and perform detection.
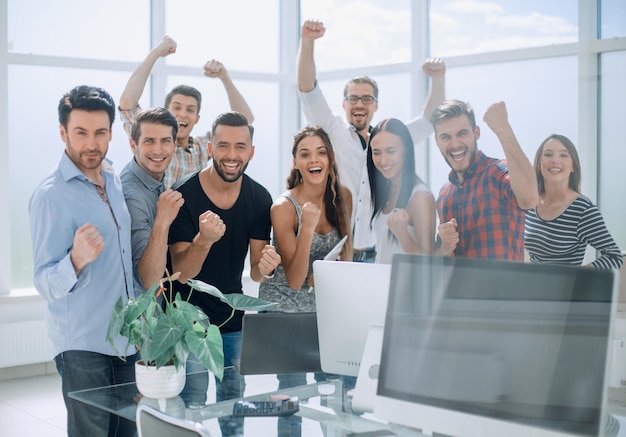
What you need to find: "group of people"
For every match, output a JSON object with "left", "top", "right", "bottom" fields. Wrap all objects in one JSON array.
[
  {"left": 295, "top": 19, "right": 622, "bottom": 270},
  {"left": 29, "top": 35, "right": 278, "bottom": 437},
  {"left": 28, "top": 19, "right": 622, "bottom": 437}
]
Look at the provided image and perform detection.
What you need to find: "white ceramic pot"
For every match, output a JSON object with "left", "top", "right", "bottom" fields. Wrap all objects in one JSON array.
[{"left": 135, "top": 361, "right": 186, "bottom": 399}]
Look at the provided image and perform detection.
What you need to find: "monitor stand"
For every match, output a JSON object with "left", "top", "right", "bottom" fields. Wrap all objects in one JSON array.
[{"left": 351, "top": 325, "right": 384, "bottom": 413}]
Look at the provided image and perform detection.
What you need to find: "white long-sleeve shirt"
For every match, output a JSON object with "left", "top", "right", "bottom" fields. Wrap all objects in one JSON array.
[{"left": 298, "top": 84, "right": 432, "bottom": 249}]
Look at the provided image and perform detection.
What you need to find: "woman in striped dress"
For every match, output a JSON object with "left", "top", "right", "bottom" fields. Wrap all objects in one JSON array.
[{"left": 524, "top": 134, "right": 622, "bottom": 270}]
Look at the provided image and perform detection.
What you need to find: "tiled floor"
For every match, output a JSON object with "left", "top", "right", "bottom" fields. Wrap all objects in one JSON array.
[{"left": 0, "top": 372, "right": 66, "bottom": 436}]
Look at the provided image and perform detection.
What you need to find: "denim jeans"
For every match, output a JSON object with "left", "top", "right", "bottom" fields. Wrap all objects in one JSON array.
[
  {"left": 352, "top": 246, "right": 376, "bottom": 263},
  {"left": 275, "top": 373, "right": 357, "bottom": 436},
  {"left": 276, "top": 372, "right": 328, "bottom": 437},
  {"left": 181, "top": 330, "right": 245, "bottom": 436},
  {"left": 55, "top": 350, "right": 139, "bottom": 437}
]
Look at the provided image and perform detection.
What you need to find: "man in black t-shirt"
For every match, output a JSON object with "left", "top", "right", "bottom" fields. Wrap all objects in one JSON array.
[{"left": 169, "top": 111, "right": 281, "bottom": 436}]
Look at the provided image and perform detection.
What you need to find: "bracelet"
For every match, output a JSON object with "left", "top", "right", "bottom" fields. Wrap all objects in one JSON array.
[{"left": 262, "top": 270, "right": 275, "bottom": 279}]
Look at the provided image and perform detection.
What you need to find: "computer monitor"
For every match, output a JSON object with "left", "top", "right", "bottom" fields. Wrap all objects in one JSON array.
[
  {"left": 313, "top": 260, "right": 391, "bottom": 377},
  {"left": 375, "top": 254, "right": 618, "bottom": 437}
]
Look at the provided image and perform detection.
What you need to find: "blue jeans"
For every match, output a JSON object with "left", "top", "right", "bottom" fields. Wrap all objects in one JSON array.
[
  {"left": 352, "top": 247, "right": 376, "bottom": 263},
  {"left": 276, "top": 372, "right": 328, "bottom": 437},
  {"left": 55, "top": 350, "right": 139, "bottom": 437},
  {"left": 182, "top": 331, "right": 245, "bottom": 436}
]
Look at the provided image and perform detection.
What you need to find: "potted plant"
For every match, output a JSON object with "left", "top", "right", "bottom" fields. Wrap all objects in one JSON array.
[{"left": 106, "top": 271, "right": 276, "bottom": 398}]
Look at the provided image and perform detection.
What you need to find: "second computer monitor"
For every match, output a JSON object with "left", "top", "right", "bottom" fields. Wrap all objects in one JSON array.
[{"left": 313, "top": 260, "right": 391, "bottom": 377}]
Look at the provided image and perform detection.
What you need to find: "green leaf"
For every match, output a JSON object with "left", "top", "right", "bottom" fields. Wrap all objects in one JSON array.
[
  {"left": 122, "top": 288, "right": 156, "bottom": 325},
  {"left": 153, "top": 346, "right": 176, "bottom": 368},
  {"left": 167, "top": 301, "right": 192, "bottom": 332},
  {"left": 192, "top": 321, "right": 208, "bottom": 334},
  {"left": 222, "top": 293, "right": 278, "bottom": 311},
  {"left": 140, "top": 315, "right": 184, "bottom": 367},
  {"left": 171, "top": 295, "right": 209, "bottom": 331},
  {"left": 187, "top": 279, "right": 277, "bottom": 311},
  {"left": 186, "top": 324, "right": 224, "bottom": 380},
  {"left": 106, "top": 296, "right": 126, "bottom": 347},
  {"left": 172, "top": 342, "right": 189, "bottom": 371},
  {"left": 126, "top": 319, "right": 143, "bottom": 345}
]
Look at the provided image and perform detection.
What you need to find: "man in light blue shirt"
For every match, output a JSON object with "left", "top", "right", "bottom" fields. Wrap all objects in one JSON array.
[
  {"left": 120, "top": 107, "right": 184, "bottom": 295},
  {"left": 29, "top": 85, "right": 138, "bottom": 437}
]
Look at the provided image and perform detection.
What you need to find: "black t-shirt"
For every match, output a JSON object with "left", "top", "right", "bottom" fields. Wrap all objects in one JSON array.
[{"left": 168, "top": 172, "right": 272, "bottom": 333}]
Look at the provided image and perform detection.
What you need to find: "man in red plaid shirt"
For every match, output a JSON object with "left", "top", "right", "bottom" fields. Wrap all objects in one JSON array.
[{"left": 432, "top": 100, "right": 538, "bottom": 260}]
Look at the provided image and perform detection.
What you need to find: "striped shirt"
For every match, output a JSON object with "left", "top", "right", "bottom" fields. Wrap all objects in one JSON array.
[
  {"left": 437, "top": 150, "right": 525, "bottom": 260},
  {"left": 524, "top": 196, "right": 623, "bottom": 270},
  {"left": 120, "top": 106, "right": 210, "bottom": 189}
]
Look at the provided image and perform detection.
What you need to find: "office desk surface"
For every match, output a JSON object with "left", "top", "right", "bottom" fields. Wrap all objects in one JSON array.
[{"left": 69, "top": 373, "right": 424, "bottom": 436}]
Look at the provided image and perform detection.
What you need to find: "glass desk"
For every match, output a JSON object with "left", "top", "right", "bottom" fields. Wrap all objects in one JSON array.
[{"left": 69, "top": 372, "right": 425, "bottom": 436}]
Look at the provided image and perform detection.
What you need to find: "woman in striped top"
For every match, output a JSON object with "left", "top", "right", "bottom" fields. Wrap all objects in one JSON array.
[{"left": 524, "top": 134, "right": 623, "bottom": 270}]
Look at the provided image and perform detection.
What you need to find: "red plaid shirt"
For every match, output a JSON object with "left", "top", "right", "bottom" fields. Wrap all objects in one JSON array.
[{"left": 437, "top": 150, "right": 525, "bottom": 260}]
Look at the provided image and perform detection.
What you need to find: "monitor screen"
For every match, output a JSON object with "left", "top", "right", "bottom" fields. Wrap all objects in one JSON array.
[{"left": 375, "top": 254, "right": 617, "bottom": 437}]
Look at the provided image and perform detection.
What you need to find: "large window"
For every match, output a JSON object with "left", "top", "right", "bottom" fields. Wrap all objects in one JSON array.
[
  {"left": 8, "top": 66, "right": 134, "bottom": 288},
  {"left": 164, "top": 0, "right": 280, "bottom": 73},
  {"left": 301, "top": 0, "right": 412, "bottom": 71},
  {"left": 599, "top": 50, "right": 626, "bottom": 247},
  {"left": 601, "top": 0, "right": 626, "bottom": 38},
  {"left": 430, "top": 0, "right": 578, "bottom": 57},
  {"left": 8, "top": 0, "right": 150, "bottom": 61}
]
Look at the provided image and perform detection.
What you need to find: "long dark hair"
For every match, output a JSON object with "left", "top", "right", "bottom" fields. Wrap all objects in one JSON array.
[
  {"left": 367, "top": 118, "right": 421, "bottom": 223},
  {"left": 287, "top": 126, "right": 352, "bottom": 259}
]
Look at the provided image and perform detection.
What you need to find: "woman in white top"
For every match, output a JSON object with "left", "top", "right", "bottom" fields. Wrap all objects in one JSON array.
[{"left": 367, "top": 118, "right": 436, "bottom": 264}]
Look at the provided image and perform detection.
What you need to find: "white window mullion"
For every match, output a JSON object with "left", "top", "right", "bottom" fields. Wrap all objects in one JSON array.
[{"left": 578, "top": 0, "right": 599, "bottom": 201}]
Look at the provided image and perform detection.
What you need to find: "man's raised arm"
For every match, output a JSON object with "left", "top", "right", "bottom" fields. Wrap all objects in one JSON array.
[
  {"left": 483, "top": 101, "right": 539, "bottom": 210},
  {"left": 119, "top": 36, "right": 177, "bottom": 111},
  {"left": 422, "top": 58, "right": 446, "bottom": 120},
  {"left": 297, "top": 19, "right": 326, "bottom": 93},
  {"left": 203, "top": 60, "right": 254, "bottom": 124}
]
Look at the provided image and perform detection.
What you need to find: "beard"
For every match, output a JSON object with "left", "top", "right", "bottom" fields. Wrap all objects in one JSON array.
[
  {"left": 80, "top": 151, "right": 105, "bottom": 169},
  {"left": 66, "top": 145, "right": 106, "bottom": 172},
  {"left": 349, "top": 116, "right": 370, "bottom": 133},
  {"left": 213, "top": 159, "right": 249, "bottom": 183},
  {"left": 443, "top": 144, "right": 477, "bottom": 176}
]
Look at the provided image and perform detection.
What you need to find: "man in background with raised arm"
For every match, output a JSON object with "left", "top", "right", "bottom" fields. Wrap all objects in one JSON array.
[
  {"left": 119, "top": 36, "right": 255, "bottom": 188},
  {"left": 296, "top": 19, "right": 446, "bottom": 262}
]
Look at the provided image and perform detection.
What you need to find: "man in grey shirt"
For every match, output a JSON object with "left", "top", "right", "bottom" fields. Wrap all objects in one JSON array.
[{"left": 120, "top": 107, "right": 184, "bottom": 294}]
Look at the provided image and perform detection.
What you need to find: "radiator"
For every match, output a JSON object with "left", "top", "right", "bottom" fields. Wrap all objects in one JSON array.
[{"left": 0, "top": 320, "right": 52, "bottom": 368}]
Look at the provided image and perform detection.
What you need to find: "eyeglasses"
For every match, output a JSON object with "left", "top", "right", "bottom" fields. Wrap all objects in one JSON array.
[{"left": 345, "top": 95, "right": 377, "bottom": 105}]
